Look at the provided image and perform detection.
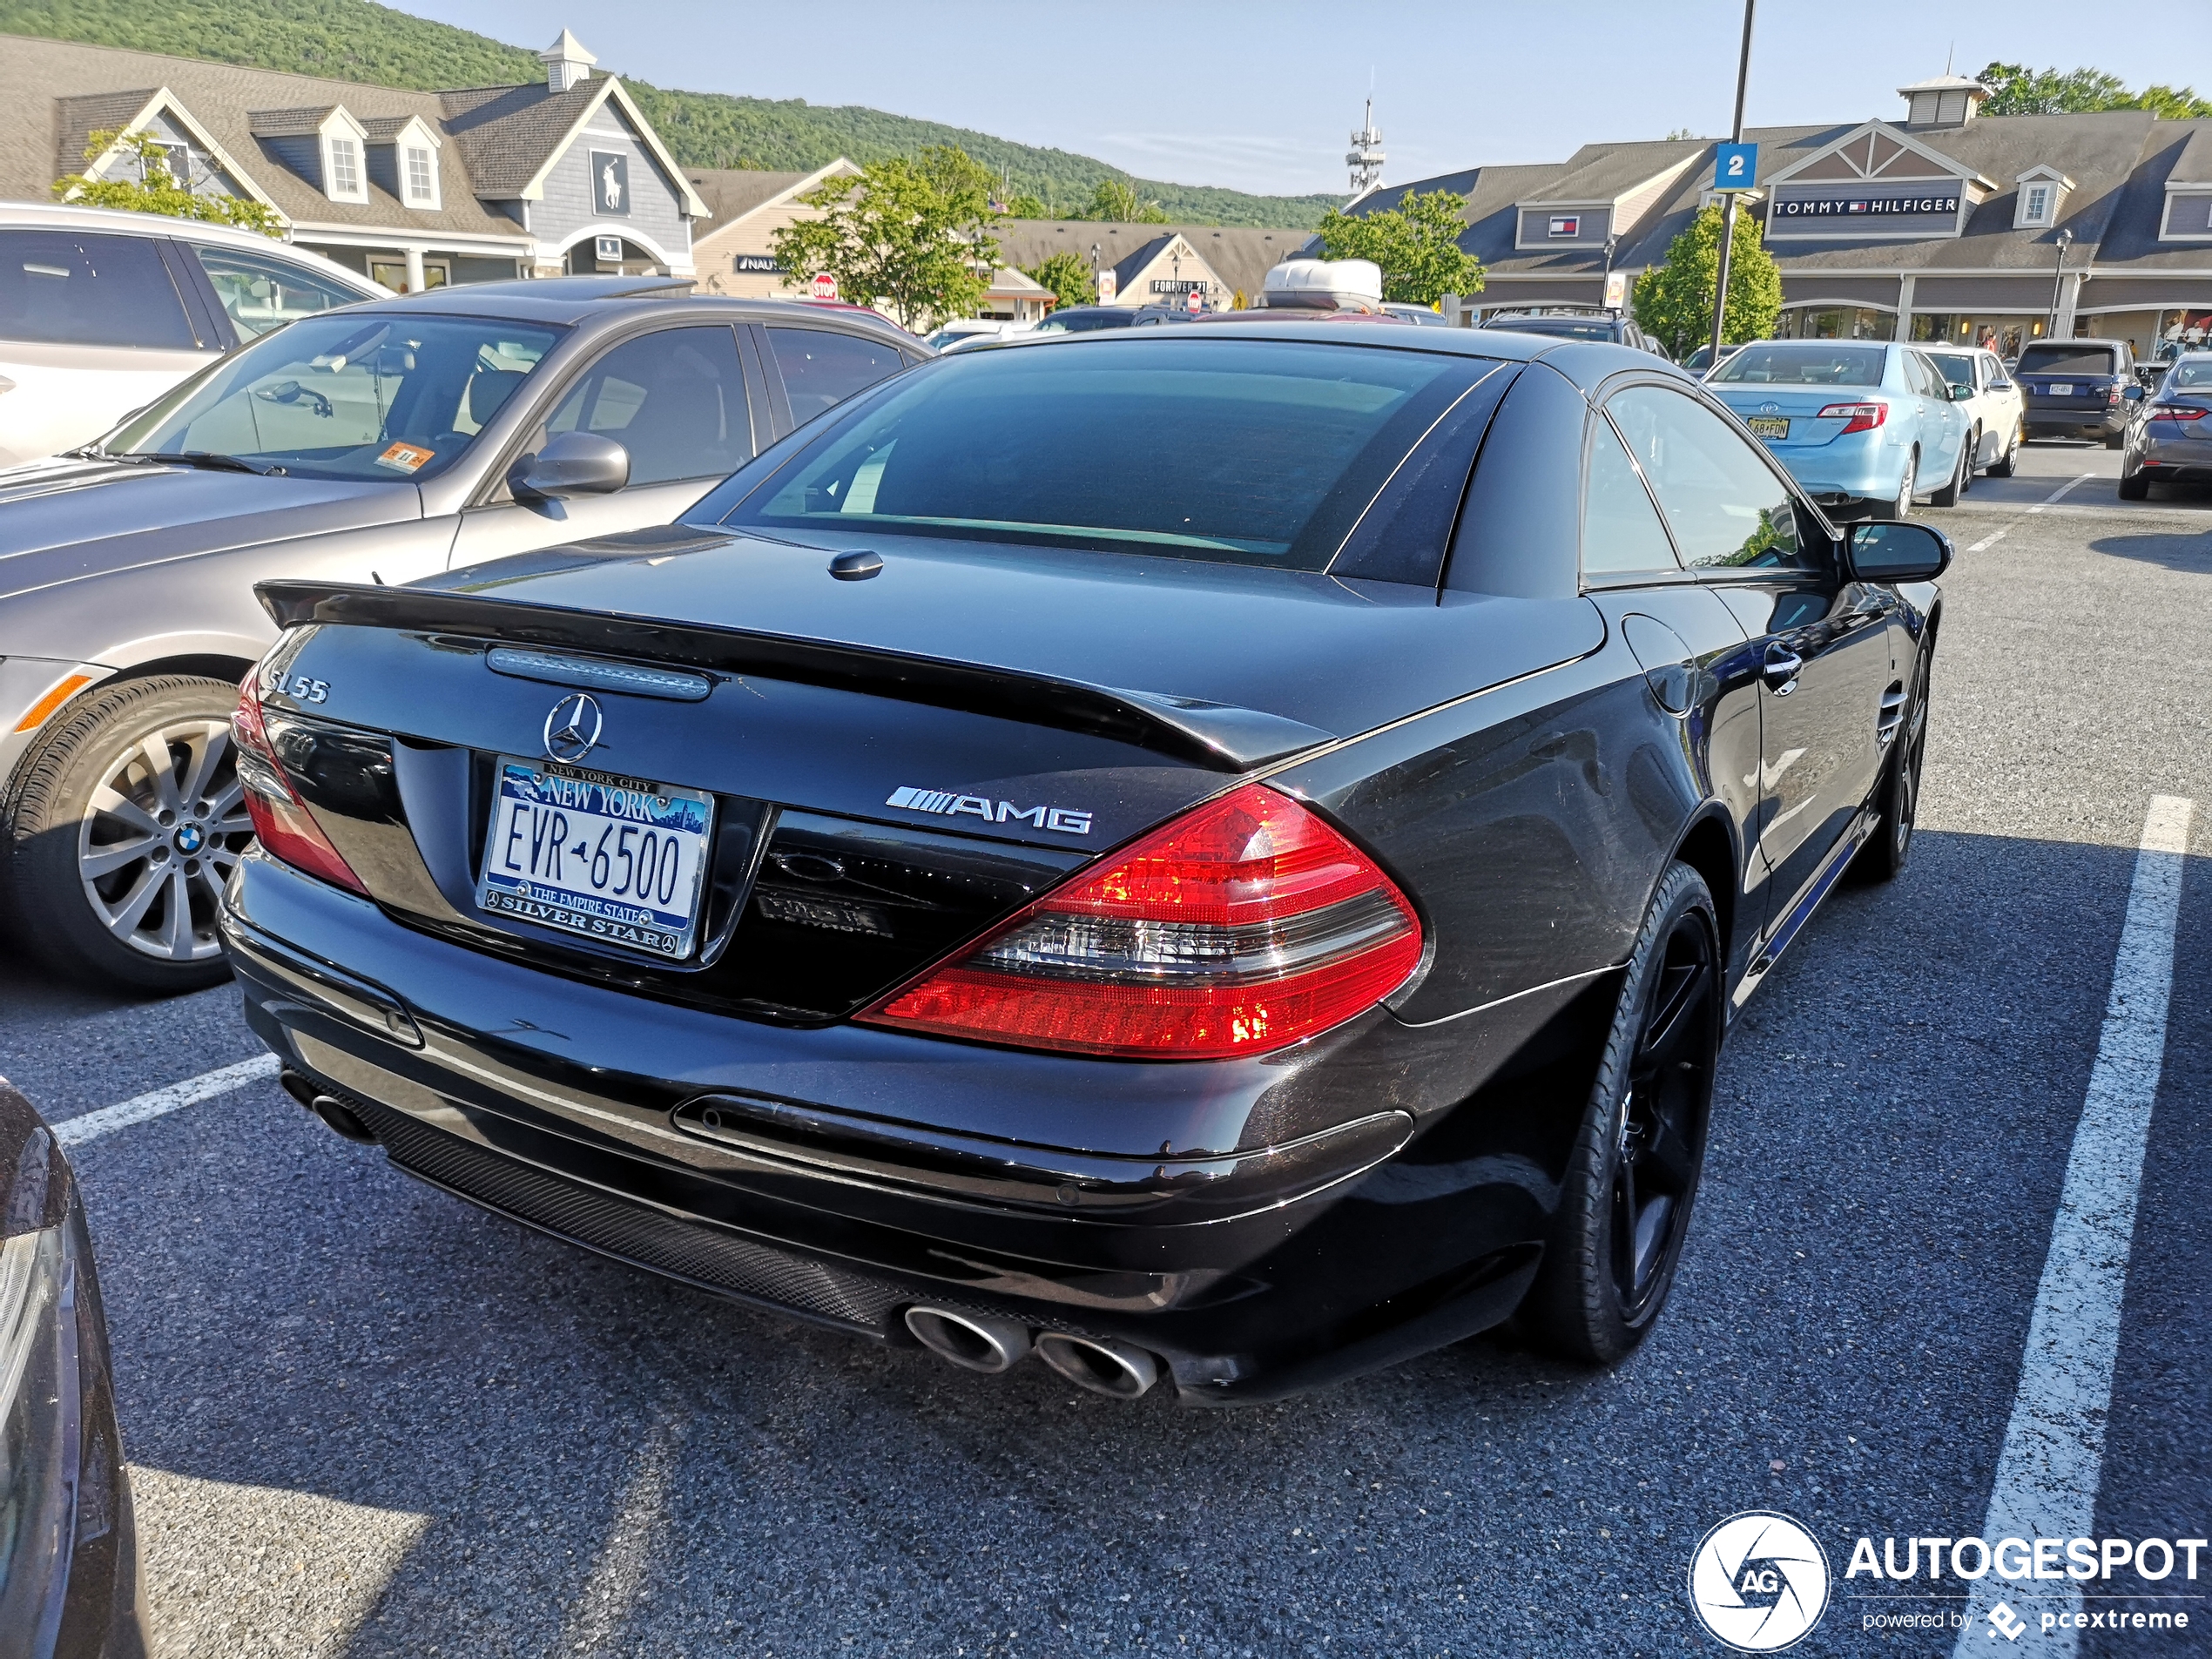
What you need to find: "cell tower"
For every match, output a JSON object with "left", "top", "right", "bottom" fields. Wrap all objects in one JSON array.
[{"left": 1347, "top": 98, "right": 1386, "bottom": 197}]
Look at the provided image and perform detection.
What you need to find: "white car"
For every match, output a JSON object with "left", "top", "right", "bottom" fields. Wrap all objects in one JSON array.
[
  {"left": 923, "top": 318, "right": 1034, "bottom": 353},
  {"left": 0, "top": 200, "right": 384, "bottom": 466},
  {"left": 1923, "top": 343, "right": 2024, "bottom": 478}
]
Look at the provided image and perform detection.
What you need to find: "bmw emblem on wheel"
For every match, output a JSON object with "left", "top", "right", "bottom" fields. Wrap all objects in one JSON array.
[
  {"left": 1687, "top": 1511, "right": 1831, "bottom": 1651},
  {"left": 543, "top": 692, "right": 604, "bottom": 764}
]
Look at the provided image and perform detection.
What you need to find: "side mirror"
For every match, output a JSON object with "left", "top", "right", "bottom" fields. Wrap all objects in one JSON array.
[
  {"left": 1988, "top": 378, "right": 2013, "bottom": 392},
  {"left": 1948, "top": 382, "right": 1973, "bottom": 401},
  {"left": 1847, "top": 521, "right": 1952, "bottom": 584},
  {"left": 509, "top": 430, "right": 630, "bottom": 501},
  {"left": 2123, "top": 384, "right": 2146, "bottom": 401}
]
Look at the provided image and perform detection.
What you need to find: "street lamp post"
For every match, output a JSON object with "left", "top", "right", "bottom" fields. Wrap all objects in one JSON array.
[
  {"left": 1708, "top": 0, "right": 1758, "bottom": 369},
  {"left": 2047, "top": 227, "right": 2074, "bottom": 340},
  {"left": 1602, "top": 233, "right": 1620, "bottom": 315}
]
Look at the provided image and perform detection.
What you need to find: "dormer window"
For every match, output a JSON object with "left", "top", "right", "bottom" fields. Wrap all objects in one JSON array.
[
  {"left": 2013, "top": 166, "right": 2073, "bottom": 231},
  {"left": 327, "top": 135, "right": 361, "bottom": 199},
  {"left": 406, "top": 145, "right": 435, "bottom": 206}
]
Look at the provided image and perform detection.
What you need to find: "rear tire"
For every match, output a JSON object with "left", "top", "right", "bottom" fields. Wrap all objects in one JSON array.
[
  {"left": 1929, "top": 442, "right": 1966, "bottom": 508},
  {"left": 2117, "top": 470, "right": 2150, "bottom": 501},
  {"left": 1986, "top": 421, "right": 2020, "bottom": 477},
  {"left": 1521, "top": 863, "right": 1720, "bottom": 1366},
  {"left": 2105, "top": 430, "right": 2127, "bottom": 451},
  {"left": 0, "top": 675, "right": 249, "bottom": 995},
  {"left": 1858, "top": 644, "right": 1931, "bottom": 883},
  {"left": 1871, "top": 451, "right": 1916, "bottom": 521}
]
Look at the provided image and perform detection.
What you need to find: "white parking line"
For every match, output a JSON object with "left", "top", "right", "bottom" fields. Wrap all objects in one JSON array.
[
  {"left": 52, "top": 1053, "right": 280, "bottom": 1148},
  {"left": 2027, "top": 473, "right": 2096, "bottom": 513},
  {"left": 1952, "top": 795, "right": 2195, "bottom": 1656},
  {"left": 1966, "top": 528, "right": 2009, "bottom": 553}
]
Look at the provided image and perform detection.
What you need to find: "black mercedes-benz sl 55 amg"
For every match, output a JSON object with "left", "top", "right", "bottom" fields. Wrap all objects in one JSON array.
[{"left": 218, "top": 322, "right": 1949, "bottom": 1403}]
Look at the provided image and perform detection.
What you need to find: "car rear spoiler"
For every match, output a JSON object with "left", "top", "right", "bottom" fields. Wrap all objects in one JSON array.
[{"left": 253, "top": 580, "right": 1336, "bottom": 773}]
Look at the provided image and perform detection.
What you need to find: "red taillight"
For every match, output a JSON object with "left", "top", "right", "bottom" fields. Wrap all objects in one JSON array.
[
  {"left": 858, "top": 782, "right": 1423, "bottom": 1059},
  {"left": 231, "top": 676, "right": 368, "bottom": 895},
  {"left": 2149, "top": 405, "right": 2206, "bottom": 422},
  {"left": 1817, "top": 402, "right": 1887, "bottom": 435}
]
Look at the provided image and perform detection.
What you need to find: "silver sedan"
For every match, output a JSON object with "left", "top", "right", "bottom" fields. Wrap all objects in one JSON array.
[
  {"left": 2120, "top": 351, "right": 2212, "bottom": 500},
  {"left": 0, "top": 277, "right": 923, "bottom": 991}
]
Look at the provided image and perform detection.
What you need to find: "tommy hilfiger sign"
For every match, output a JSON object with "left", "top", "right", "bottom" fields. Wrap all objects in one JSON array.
[{"left": 1772, "top": 192, "right": 1961, "bottom": 219}]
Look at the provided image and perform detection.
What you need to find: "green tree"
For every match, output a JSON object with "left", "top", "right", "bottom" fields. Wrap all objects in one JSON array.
[
  {"left": 1025, "top": 250, "right": 1093, "bottom": 312},
  {"left": 1081, "top": 178, "right": 1169, "bottom": 223},
  {"left": 1630, "top": 203, "right": 1782, "bottom": 360},
  {"left": 770, "top": 145, "right": 1001, "bottom": 333},
  {"left": 1003, "top": 192, "right": 1052, "bottom": 219},
  {"left": 53, "top": 129, "right": 284, "bottom": 237},
  {"left": 1313, "top": 190, "right": 1485, "bottom": 306},
  {"left": 1975, "top": 62, "right": 2212, "bottom": 118}
]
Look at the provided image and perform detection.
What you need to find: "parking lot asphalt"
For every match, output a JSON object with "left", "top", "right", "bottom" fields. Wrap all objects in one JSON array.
[{"left": 3, "top": 475, "right": 2208, "bottom": 1658}]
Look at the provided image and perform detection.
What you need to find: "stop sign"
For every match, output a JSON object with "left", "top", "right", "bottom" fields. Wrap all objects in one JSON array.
[
  {"left": 810, "top": 273, "right": 838, "bottom": 300},
  {"left": 1185, "top": 288, "right": 1204, "bottom": 314}
]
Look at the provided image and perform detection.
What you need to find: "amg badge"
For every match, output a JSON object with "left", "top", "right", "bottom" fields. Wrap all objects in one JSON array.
[{"left": 886, "top": 786, "right": 1092, "bottom": 836}]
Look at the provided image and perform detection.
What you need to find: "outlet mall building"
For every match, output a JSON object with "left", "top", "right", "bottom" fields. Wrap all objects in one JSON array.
[{"left": 1352, "top": 73, "right": 2212, "bottom": 359}]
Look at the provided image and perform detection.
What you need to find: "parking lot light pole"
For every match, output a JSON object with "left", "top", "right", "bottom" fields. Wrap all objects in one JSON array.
[
  {"left": 1602, "top": 233, "right": 1620, "bottom": 315},
  {"left": 2048, "top": 226, "right": 2074, "bottom": 339},
  {"left": 1708, "top": 0, "right": 1758, "bottom": 369}
]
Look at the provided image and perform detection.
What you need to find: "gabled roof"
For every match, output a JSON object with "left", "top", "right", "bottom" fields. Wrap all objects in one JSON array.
[
  {"left": 1524, "top": 139, "right": 1709, "bottom": 205},
  {"left": 2171, "top": 125, "right": 2212, "bottom": 187},
  {"left": 248, "top": 105, "right": 347, "bottom": 138},
  {"left": 687, "top": 159, "right": 860, "bottom": 234},
  {"left": 55, "top": 84, "right": 286, "bottom": 219},
  {"left": 1766, "top": 118, "right": 1996, "bottom": 190},
  {"left": 987, "top": 221, "right": 1305, "bottom": 301},
  {"left": 440, "top": 73, "right": 707, "bottom": 215}
]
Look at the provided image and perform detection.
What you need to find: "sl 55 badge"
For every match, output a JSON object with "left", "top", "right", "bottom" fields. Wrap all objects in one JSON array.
[{"left": 886, "top": 786, "right": 1091, "bottom": 836}]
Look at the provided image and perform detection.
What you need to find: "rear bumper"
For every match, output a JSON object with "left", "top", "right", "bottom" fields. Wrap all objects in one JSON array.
[
  {"left": 2025, "top": 406, "right": 2124, "bottom": 439},
  {"left": 2137, "top": 434, "right": 2212, "bottom": 477},
  {"left": 1764, "top": 435, "right": 1907, "bottom": 517},
  {"left": 220, "top": 852, "right": 1585, "bottom": 1402}
]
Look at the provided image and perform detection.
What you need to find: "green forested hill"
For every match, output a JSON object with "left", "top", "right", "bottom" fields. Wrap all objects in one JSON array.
[{"left": 2, "top": 0, "right": 1339, "bottom": 226}]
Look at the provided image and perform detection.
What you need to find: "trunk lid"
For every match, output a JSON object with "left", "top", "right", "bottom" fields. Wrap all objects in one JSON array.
[{"left": 253, "top": 527, "right": 1602, "bottom": 1022}]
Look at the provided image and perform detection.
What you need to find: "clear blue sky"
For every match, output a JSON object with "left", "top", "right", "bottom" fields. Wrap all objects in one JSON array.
[{"left": 408, "top": 0, "right": 2209, "bottom": 196}]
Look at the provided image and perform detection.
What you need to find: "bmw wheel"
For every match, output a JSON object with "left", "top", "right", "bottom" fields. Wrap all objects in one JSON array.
[
  {"left": 1521, "top": 862, "right": 1721, "bottom": 1365},
  {"left": 1, "top": 676, "right": 253, "bottom": 993}
]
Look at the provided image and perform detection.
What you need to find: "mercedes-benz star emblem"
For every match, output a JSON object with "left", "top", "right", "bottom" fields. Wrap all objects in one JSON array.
[{"left": 543, "top": 692, "right": 604, "bottom": 764}]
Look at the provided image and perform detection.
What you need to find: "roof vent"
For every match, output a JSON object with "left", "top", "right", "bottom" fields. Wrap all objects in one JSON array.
[
  {"left": 1898, "top": 72, "right": 1990, "bottom": 127},
  {"left": 539, "top": 29, "right": 597, "bottom": 94}
]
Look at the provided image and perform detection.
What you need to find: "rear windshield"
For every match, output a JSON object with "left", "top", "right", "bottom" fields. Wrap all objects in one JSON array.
[
  {"left": 711, "top": 337, "right": 1473, "bottom": 568},
  {"left": 1485, "top": 317, "right": 1616, "bottom": 341},
  {"left": 1710, "top": 344, "right": 1887, "bottom": 387},
  {"left": 1034, "top": 311, "right": 1131, "bottom": 334},
  {"left": 2170, "top": 361, "right": 2212, "bottom": 390},
  {"left": 2018, "top": 344, "right": 2119, "bottom": 375},
  {"left": 1925, "top": 351, "right": 1978, "bottom": 390}
]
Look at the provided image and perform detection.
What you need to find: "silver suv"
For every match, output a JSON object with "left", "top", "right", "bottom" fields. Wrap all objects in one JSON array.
[{"left": 0, "top": 276, "right": 924, "bottom": 991}]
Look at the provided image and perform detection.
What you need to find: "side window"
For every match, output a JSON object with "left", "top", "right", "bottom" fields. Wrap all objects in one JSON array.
[
  {"left": 1608, "top": 385, "right": 1818, "bottom": 573},
  {"left": 0, "top": 230, "right": 196, "bottom": 349},
  {"left": 1581, "top": 413, "right": 1681, "bottom": 578},
  {"left": 540, "top": 326, "right": 752, "bottom": 486},
  {"left": 765, "top": 327, "right": 908, "bottom": 425},
  {"left": 190, "top": 245, "right": 363, "bottom": 341}
]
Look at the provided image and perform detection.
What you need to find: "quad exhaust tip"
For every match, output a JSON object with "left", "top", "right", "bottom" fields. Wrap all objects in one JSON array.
[
  {"left": 1035, "top": 1332, "right": 1159, "bottom": 1399},
  {"left": 904, "top": 1307, "right": 1033, "bottom": 1374}
]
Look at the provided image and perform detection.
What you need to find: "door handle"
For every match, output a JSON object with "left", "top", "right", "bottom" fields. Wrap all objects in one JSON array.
[{"left": 1762, "top": 646, "right": 1804, "bottom": 692}]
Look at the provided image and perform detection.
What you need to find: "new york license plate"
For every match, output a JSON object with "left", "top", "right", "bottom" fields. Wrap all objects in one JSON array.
[
  {"left": 1747, "top": 416, "right": 1789, "bottom": 439},
  {"left": 476, "top": 756, "right": 715, "bottom": 959},
  {"left": 2049, "top": 383, "right": 2074, "bottom": 396}
]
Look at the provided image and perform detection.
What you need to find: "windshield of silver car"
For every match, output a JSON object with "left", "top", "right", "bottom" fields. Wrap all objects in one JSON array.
[
  {"left": 105, "top": 314, "right": 560, "bottom": 482},
  {"left": 718, "top": 338, "right": 1467, "bottom": 568},
  {"left": 1709, "top": 344, "right": 1888, "bottom": 388}
]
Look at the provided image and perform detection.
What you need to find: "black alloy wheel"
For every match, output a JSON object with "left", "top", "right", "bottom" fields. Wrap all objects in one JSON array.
[
  {"left": 1859, "top": 644, "right": 1931, "bottom": 881},
  {"left": 1522, "top": 863, "right": 1721, "bottom": 1364}
]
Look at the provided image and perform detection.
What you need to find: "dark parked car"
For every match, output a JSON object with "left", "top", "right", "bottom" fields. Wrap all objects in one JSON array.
[
  {"left": 1030, "top": 305, "right": 1194, "bottom": 334},
  {"left": 0, "top": 278, "right": 924, "bottom": 995},
  {"left": 220, "top": 325, "right": 1949, "bottom": 1402},
  {"left": 0, "top": 1076, "right": 146, "bottom": 1657},
  {"left": 2015, "top": 338, "right": 2145, "bottom": 447},
  {"left": 1480, "top": 311, "right": 1669, "bottom": 359},
  {"left": 2120, "top": 351, "right": 2212, "bottom": 498}
]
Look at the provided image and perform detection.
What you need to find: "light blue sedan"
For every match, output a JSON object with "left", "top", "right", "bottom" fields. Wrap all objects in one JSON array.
[{"left": 1706, "top": 341, "right": 1973, "bottom": 520}]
